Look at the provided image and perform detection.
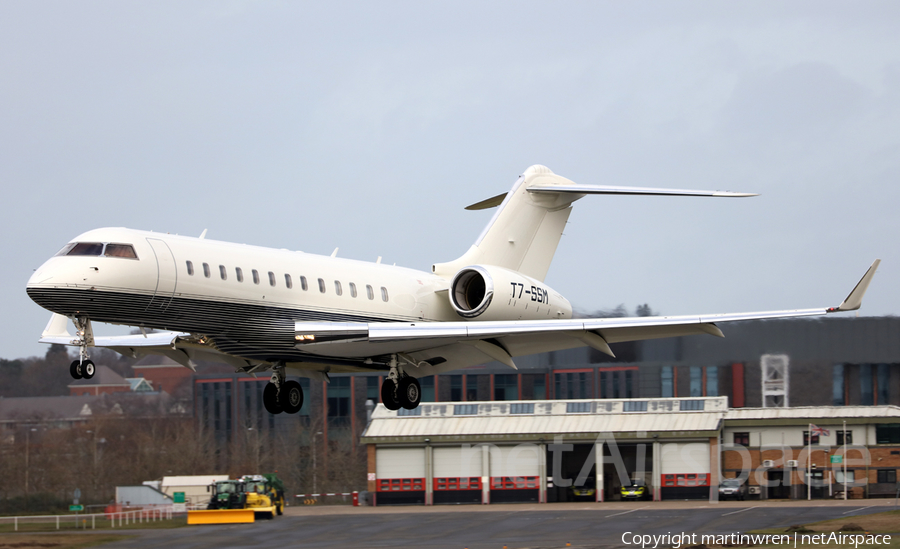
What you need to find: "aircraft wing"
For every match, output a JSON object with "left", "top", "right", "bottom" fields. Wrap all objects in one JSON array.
[{"left": 296, "top": 260, "right": 881, "bottom": 371}]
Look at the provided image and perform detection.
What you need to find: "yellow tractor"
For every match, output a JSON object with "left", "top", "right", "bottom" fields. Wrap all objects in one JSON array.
[{"left": 241, "top": 474, "right": 285, "bottom": 519}]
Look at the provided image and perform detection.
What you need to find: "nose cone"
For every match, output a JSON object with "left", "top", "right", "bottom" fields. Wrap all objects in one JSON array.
[{"left": 27, "top": 261, "right": 54, "bottom": 288}]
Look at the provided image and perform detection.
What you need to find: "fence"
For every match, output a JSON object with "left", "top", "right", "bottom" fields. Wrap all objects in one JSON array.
[{"left": 0, "top": 505, "right": 181, "bottom": 532}]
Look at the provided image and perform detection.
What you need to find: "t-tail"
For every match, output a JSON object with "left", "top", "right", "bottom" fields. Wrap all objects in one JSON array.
[{"left": 432, "top": 164, "right": 756, "bottom": 282}]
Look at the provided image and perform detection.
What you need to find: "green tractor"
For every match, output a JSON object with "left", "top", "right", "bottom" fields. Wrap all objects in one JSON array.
[{"left": 206, "top": 479, "right": 246, "bottom": 510}]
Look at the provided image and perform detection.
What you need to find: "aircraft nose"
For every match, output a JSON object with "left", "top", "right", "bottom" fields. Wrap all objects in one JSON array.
[{"left": 27, "top": 264, "right": 54, "bottom": 287}]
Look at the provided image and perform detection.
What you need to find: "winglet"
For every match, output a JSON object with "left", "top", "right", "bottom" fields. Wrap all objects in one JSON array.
[{"left": 828, "top": 259, "right": 881, "bottom": 312}]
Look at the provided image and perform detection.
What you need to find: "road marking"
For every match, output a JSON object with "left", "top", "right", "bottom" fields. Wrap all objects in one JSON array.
[
  {"left": 842, "top": 506, "right": 874, "bottom": 514},
  {"left": 722, "top": 506, "right": 758, "bottom": 516},
  {"left": 604, "top": 506, "right": 648, "bottom": 518}
]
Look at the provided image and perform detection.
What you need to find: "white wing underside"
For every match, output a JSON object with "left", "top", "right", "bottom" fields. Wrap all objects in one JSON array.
[{"left": 39, "top": 260, "right": 881, "bottom": 378}]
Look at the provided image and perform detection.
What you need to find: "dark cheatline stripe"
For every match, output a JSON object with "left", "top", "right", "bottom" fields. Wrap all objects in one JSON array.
[{"left": 27, "top": 287, "right": 402, "bottom": 361}]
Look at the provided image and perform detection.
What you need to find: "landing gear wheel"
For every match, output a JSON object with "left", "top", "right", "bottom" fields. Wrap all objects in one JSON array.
[
  {"left": 263, "top": 383, "right": 283, "bottom": 414},
  {"left": 69, "top": 360, "right": 83, "bottom": 380},
  {"left": 81, "top": 360, "right": 95, "bottom": 379},
  {"left": 381, "top": 379, "right": 401, "bottom": 411},
  {"left": 398, "top": 377, "right": 421, "bottom": 410},
  {"left": 280, "top": 380, "right": 304, "bottom": 414}
]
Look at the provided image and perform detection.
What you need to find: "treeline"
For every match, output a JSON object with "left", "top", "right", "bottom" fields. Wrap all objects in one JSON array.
[
  {"left": 0, "top": 345, "right": 137, "bottom": 398},
  {"left": 0, "top": 414, "right": 366, "bottom": 514}
]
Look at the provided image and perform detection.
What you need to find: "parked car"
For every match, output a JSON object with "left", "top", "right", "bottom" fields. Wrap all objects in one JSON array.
[
  {"left": 620, "top": 479, "right": 647, "bottom": 500},
  {"left": 569, "top": 477, "right": 596, "bottom": 501},
  {"left": 718, "top": 478, "right": 747, "bottom": 500}
]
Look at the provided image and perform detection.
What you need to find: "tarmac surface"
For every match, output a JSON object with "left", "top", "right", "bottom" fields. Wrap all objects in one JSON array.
[{"left": 91, "top": 500, "right": 900, "bottom": 549}]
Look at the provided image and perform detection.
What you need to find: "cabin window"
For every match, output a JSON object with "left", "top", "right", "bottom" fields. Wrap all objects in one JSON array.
[
  {"left": 285, "top": 274, "right": 293, "bottom": 289},
  {"left": 186, "top": 261, "right": 194, "bottom": 276},
  {"left": 236, "top": 267, "right": 244, "bottom": 282},
  {"left": 202, "top": 263, "right": 211, "bottom": 278},
  {"left": 268, "top": 271, "right": 276, "bottom": 286},
  {"left": 252, "top": 269, "right": 260, "bottom": 285},
  {"left": 318, "top": 278, "right": 326, "bottom": 293},
  {"left": 219, "top": 265, "right": 227, "bottom": 280},
  {"left": 104, "top": 243, "right": 138, "bottom": 259},
  {"left": 62, "top": 242, "right": 104, "bottom": 256},
  {"left": 349, "top": 282, "right": 357, "bottom": 298},
  {"left": 300, "top": 276, "right": 308, "bottom": 291},
  {"left": 381, "top": 287, "right": 389, "bottom": 302},
  {"left": 366, "top": 285, "right": 374, "bottom": 300},
  {"left": 335, "top": 281, "right": 342, "bottom": 296}
]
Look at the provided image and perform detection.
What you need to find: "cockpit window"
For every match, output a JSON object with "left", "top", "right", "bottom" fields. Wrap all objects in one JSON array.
[
  {"left": 104, "top": 244, "right": 137, "bottom": 259},
  {"left": 61, "top": 242, "right": 104, "bottom": 256}
]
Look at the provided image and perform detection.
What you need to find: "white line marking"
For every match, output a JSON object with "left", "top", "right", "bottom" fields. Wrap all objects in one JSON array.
[
  {"left": 722, "top": 506, "right": 758, "bottom": 516},
  {"left": 842, "top": 506, "right": 874, "bottom": 515},
  {"left": 604, "top": 506, "right": 648, "bottom": 518}
]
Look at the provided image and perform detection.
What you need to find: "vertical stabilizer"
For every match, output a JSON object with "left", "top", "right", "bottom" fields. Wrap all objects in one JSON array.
[{"left": 433, "top": 165, "right": 583, "bottom": 282}]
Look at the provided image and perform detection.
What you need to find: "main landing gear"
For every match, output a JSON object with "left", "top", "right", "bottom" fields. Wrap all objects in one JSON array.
[
  {"left": 381, "top": 355, "right": 421, "bottom": 411},
  {"left": 262, "top": 364, "right": 304, "bottom": 415},
  {"left": 69, "top": 316, "right": 95, "bottom": 380}
]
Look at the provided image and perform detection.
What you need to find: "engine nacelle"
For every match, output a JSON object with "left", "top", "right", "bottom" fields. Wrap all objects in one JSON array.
[{"left": 449, "top": 265, "right": 572, "bottom": 321}]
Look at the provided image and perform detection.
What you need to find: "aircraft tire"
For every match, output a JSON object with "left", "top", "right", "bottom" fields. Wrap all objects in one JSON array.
[
  {"left": 263, "top": 383, "right": 283, "bottom": 414},
  {"left": 69, "top": 360, "right": 83, "bottom": 380},
  {"left": 381, "top": 379, "right": 401, "bottom": 411},
  {"left": 280, "top": 380, "right": 304, "bottom": 414},
  {"left": 81, "top": 360, "right": 96, "bottom": 379},
  {"left": 398, "top": 376, "right": 421, "bottom": 410}
]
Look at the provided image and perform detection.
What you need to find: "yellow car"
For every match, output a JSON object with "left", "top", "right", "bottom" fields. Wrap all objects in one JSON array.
[{"left": 620, "top": 480, "right": 647, "bottom": 500}]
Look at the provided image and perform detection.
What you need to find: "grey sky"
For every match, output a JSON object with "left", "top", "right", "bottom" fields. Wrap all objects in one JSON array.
[{"left": 2, "top": 1, "right": 898, "bottom": 360}]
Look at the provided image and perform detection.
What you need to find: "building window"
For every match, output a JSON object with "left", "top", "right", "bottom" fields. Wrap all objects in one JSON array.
[
  {"left": 876, "top": 424, "right": 900, "bottom": 444},
  {"left": 449, "top": 375, "right": 463, "bottom": 402},
  {"left": 381, "top": 286, "right": 389, "bottom": 302},
  {"left": 318, "top": 278, "right": 326, "bottom": 293},
  {"left": 555, "top": 371, "right": 590, "bottom": 400},
  {"left": 803, "top": 431, "right": 820, "bottom": 446},
  {"left": 366, "top": 285, "right": 374, "bottom": 300},
  {"left": 186, "top": 261, "right": 194, "bottom": 275},
  {"left": 836, "top": 430, "right": 853, "bottom": 446},
  {"left": 327, "top": 377, "right": 350, "bottom": 420},
  {"left": 532, "top": 375, "right": 546, "bottom": 400},
  {"left": 566, "top": 401, "right": 591, "bottom": 413},
  {"left": 494, "top": 374, "right": 517, "bottom": 401},
  {"left": 236, "top": 267, "right": 243, "bottom": 282},
  {"left": 680, "top": 400, "right": 705, "bottom": 411},
  {"left": 285, "top": 274, "right": 292, "bottom": 289},
  {"left": 833, "top": 364, "right": 845, "bottom": 406},
  {"left": 510, "top": 403, "right": 534, "bottom": 414},
  {"left": 367, "top": 376, "right": 380, "bottom": 402},
  {"left": 690, "top": 366, "right": 702, "bottom": 397},
  {"left": 252, "top": 269, "right": 260, "bottom": 284},
  {"left": 202, "top": 263, "right": 210, "bottom": 278},
  {"left": 612, "top": 371, "right": 620, "bottom": 398},
  {"left": 300, "top": 276, "right": 308, "bottom": 291},
  {"left": 625, "top": 370, "right": 634, "bottom": 398},
  {"left": 733, "top": 432, "right": 750, "bottom": 447},
  {"left": 420, "top": 376, "right": 435, "bottom": 402},
  {"left": 861, "top": 364, "right": 874, "bottom": 405},
  {"left": 623, "top": 401, "right": 647, "bottom": 412},
  {"left": 661, "top": 366, "right": 673, "bottom": 398},
  {"left": 453, "top": 404, "right": 478, "bottom": 415},
  {"left": 219, "top": 265, "right": 227, "bottom": 280},
  {"left": 877, "top": 364, "right": 890, "bottom": 405},
  {"left": 349, "top": 282, "right": 357, "bottom": 298},
  {"left": 706, "top": 366, "right": 718, "bottom": 397},
  {"left": 335, "top": 281, "right": 342, "bottom": 296},
  {"left": 877, "top": 470, "right": 897, "bottom": 484}
]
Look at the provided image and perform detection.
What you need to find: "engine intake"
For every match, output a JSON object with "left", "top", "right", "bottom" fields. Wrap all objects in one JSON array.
[
  {"left": 447, "top": 264, "right": 572, "bottom": 321},
  {"left": 450, "top": 266, "right": 494, "bottom": 318}
]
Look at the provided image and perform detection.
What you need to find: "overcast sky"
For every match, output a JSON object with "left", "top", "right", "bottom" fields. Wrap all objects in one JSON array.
[{"left": 2, "top": 1, "right": 898, "bottom": 360}]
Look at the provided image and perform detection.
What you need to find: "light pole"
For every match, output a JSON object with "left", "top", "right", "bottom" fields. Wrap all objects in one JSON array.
[
  {"left": 312, "top": 431, "right": 323, "bottom": 495},
  {"left": 24, "top": 427, "right": 37, "bottom": 499}
]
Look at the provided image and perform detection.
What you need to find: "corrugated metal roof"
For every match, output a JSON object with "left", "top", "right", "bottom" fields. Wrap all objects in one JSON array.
[
  {"left": 361, "top": 397, "right": 728, "bottom": 443},
  {"left": 161, "top": 475, "right": 228, "bottom": 487},
  {"left": 725, "top": 406, "right": 900, "bottom": 422}
]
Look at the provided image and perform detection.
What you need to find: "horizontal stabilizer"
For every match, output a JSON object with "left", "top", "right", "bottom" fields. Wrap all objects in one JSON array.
[{"left": 527, "top": 184, "right": 757, "bottom": 198}]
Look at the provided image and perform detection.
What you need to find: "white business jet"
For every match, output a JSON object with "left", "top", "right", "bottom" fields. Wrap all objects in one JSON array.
[{"left": 26, "top": 165, "right": 879, "bottom": 414}]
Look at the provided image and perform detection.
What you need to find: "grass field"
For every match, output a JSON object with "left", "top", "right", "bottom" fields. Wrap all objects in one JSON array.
[{"left": 0, "top": 533, "right": 131, "bottom": 548}]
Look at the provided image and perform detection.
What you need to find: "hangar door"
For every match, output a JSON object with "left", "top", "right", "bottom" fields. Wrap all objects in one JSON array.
[
  {"left": 375, "top": 447, "right": 425, "bottom": 505},
  {"left": 433, "top": 446, "right": 483, "bottom": 504},
  {"left": 489, "top": 444, "right": 540, "bottom": 503},
  {"left": 660, "top": 442, "right": 710, "bottom": 500}
]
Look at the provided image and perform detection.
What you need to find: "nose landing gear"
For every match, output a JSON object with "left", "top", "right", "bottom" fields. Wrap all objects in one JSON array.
[{"left": 68, "top": 316, "right": 95, "bottom": 380}]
